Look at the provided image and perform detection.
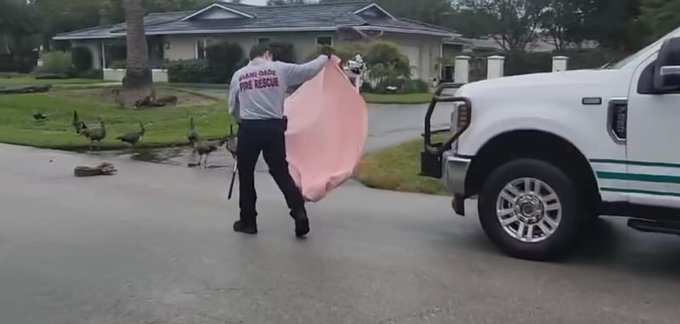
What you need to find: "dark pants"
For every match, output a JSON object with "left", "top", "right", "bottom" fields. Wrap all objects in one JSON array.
[{"left": 237, "top": 119, "right": 305, "bottom": 224}]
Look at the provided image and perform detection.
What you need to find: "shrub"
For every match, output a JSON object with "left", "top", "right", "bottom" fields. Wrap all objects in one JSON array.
[
  {"left": 0, "top": 54, "right": 37, "bottom": 73},
  {"left": 364, "top": 41, "right": 411, "bottom": 78},
  {"left": 368, "top": 62, "right": 403, "bottom": 91},
  {"left": 504, "top": 49, "right": 630, "bottom": 76},
  {"left": 36, "top": 51, "right": 73, "bottom": 75},
  {"left": 402, "top": 79, "right": 429, "bottom": 93},
  {"left": 360, "top": 82, "right": 373, "bottom": 92},
  {"left": 109, "top": 60, "right": 126, "bottom": 69},
  {"left": 34, "top": 73, "right": 71, "bottom": 80},
  {"left": 559, "top": 49, "right": 628, "bottom": 70},
  {"left": 504, "top": 52, "right": 552, "bottom": 76},
  {"left": 71, "top": 47, "right": 92, "bottom": 72},
  {"left": 167, "top": 59, "right": 212, "bottom": 83}
]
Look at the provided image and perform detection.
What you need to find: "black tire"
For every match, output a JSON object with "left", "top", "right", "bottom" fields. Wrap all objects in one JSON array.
[{"left": 478, "top": 159, "right": 584, "bottom": 261}]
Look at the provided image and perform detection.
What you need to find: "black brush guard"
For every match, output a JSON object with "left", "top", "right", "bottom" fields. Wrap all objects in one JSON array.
[{"left": 421, "top": 83, "right": 471, "bottom": 179}]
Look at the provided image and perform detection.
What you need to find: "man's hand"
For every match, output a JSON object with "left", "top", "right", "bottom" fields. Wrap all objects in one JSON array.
[{"left": 320, "top": 45, "right": 333, "bottom": 59}]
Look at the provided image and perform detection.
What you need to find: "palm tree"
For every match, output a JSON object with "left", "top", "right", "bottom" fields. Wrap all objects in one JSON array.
[{"left": 120, "top": 0, "right": 154, "bottom": 107}]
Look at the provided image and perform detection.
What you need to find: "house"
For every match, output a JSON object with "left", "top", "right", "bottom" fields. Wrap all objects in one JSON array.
[{"left": 53, "top": 1, "right": 459, "bottom": 83}]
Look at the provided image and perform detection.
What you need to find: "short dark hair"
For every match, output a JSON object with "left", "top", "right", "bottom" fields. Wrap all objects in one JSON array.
[{"left": 249, "top": 43, "right": 271, "bottom": 60}]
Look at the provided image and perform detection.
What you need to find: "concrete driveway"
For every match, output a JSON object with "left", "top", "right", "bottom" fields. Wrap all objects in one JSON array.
[{"left": 1, "top": 144, "right": 679, "bottom": 324}]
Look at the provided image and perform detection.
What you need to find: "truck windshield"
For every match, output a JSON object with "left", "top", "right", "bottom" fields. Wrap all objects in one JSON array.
[{"left": 604, "top": 26, "right": 680, "bottom": 69}]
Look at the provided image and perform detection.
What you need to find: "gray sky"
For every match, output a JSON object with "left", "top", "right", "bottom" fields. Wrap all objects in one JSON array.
[
  {"left": 241, "top": 0, "right": 267, "bottom": 5},
  {"left": 240, "top": 0, "right": 319, "bottom": 5}
]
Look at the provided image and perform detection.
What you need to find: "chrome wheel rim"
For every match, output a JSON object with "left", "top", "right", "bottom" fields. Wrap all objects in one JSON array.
[{"left": 495, "top": 178, "right": 562, "bottom": 243}]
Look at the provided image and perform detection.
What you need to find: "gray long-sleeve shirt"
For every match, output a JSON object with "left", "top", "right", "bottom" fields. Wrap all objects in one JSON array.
[{"left": 229, "top": 55, "right": 329, "bottom": 121}]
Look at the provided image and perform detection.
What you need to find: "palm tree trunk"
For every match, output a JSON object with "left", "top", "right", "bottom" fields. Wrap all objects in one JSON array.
[{"left": 120, "top": 0, "right": 154, "bottom": 107}]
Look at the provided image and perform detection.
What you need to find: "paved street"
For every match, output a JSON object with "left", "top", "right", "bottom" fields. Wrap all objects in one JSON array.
[
  {"left": 194, "top": 85, "right": 455, "bottom": 152},
  {"left": 1, "top": 144, "right": 680, "bottom": 324}
]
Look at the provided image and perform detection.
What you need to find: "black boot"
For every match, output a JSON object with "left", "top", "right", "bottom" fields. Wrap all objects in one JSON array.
[
  {"left": 290, "top": 209, "right": 310, "bottom": 237},
  {"left": 233, "top": 220, "right": 258, "bottom": 235}
]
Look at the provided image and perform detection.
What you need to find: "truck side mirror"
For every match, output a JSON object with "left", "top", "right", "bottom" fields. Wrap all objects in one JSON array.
[{"left": 654, "top": 37, "right": 680, "bottom": 92}]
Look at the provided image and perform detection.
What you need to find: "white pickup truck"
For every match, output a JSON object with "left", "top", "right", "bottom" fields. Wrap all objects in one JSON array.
[{"left": 422, "top": 27, "right": 680, "bottom": 261}]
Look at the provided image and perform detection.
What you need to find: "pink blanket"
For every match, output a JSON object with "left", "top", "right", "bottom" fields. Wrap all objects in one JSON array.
[{"left": 284, "top": 57, "right": 368, "bottom": 202}]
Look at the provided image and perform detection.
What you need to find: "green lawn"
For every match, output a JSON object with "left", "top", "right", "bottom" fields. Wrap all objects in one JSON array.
[
  {"left": 355, "top": 138, "right": 447, "bottom": 195},
  {"left": 0, "top": 75, "right": 104, "bottom": 87},
  {"left": 362, "top": 92, "right": 432, "bottom": 105},
  {"left": 162, "top": 82, "right": 228, "bottom": 90},
  {"left": 0, "top": 87, "right": 234, "bottom": 150},
  {"left": 164, "top": 85, "right": 433, "bottom": 105}
]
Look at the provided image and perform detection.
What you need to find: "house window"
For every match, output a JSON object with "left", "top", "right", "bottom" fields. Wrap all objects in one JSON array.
[
  {"left": 316, "top": 36, "right": 332, "bottom": 46},
  {"left": 258, "top": 37, "right": 270, "bottom": 44},
  {"left": 196, "top": 38, "right": 212, "bottom": 59}
]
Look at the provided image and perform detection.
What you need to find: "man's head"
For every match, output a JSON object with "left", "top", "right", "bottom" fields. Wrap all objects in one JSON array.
[{"left": 249, "top": 43, "right": 273, "bottom": 61}]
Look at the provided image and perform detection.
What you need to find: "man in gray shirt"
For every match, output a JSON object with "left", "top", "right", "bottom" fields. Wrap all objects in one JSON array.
[{"left": 229, "top": 44, "right": 330, "bottom": 237}]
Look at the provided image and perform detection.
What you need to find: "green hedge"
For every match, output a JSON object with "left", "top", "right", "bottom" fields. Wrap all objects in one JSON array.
[
  {"left": 167, "top": 59, "right": 212, "bottom": 83},
  {"left": 368, "top": 78, "right": 429, "bottom": 94},
  {"left": 168, "top": 41, "right": 244, "bottom": 84},
  {"left": 504, "top": 49, "right": 630, "bottom": 76},
  {"left": 109, "top": 60, "right": 126, "bottom": 69},
  {"left": 35, "top": 51, "right": 73, "bottom": 76}
]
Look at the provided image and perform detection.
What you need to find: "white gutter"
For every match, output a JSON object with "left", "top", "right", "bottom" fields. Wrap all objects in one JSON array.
[
  {"left": 352, "top": 26, "right": 455, "bottom": 37},
  {"left": 53, "top": 35, "right": 120, "bottom": 40},
  {"left": 144, "top": 27, "right": 339, "bottom": 36},
  {"left": 54, "top": 26, "right": 456, "bottom": 41}
]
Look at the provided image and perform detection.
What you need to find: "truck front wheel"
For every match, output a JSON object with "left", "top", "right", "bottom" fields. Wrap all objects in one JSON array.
[{"left": 478, "top": 159, "right": 584, "bottom": 261}]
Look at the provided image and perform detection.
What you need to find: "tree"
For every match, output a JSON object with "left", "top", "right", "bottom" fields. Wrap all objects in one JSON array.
[
  {"left": 639, "top": 0, "right": 680, "bottom": 41},
  {"left": 456, "top": 0, "right": 549, "bottom": 52},
  {"left": 98, "top": 0, "right": 214, "bottom": 24},
  {"left": 1, "top": 0, "right": 41, "bottom": 71},
  {"left": 444, "top": 9, "right": 497, "bottom": 38},
  {"left": 540, "top": 0, "right": 584, "bottom": 51},
  {"left": 120, "top": 0, "right": 154, "bottom": 107},
  {"left": 579, "top": 0, "right": 643, "bottom": 51},
  {"left": 35, "top": 0, "right": 107, "bottom": 47}
]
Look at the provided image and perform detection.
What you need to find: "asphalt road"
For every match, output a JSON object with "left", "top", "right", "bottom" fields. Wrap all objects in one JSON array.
[
  {"left": 1, "top": 144, "right": 680, "bottom": 324},
  {"left": 194, "top": 86, "right": 454, "bottom": 152}
]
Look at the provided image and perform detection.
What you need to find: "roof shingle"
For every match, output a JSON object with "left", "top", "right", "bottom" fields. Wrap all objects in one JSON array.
[{"left": 54, "top": 1, "right": 456, "bottom": 40}]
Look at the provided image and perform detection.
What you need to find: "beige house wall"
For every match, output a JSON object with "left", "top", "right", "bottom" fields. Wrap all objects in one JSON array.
[
  {"left": 165, "top": 32, "right": 335, "bottom": 63},
  {"left": 75, "top": 32, "right": 446, "bottom": 82}
]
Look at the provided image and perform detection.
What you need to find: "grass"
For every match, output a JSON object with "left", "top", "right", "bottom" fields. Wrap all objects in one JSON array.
[
  {"left": 355, "top": 137, "right": 447, "bottom": 195},
  {"left": 162, "top": 82, "right": 228, "bottom": 90},
  {"left": 362, "top": 92, "right": 432, "bottom": 105},
  {"left": 156, "top": 83, "right": 436, "bottom": 105},
  {"left": 0, "top": 74, "right": 104, "bottom": 87},
  {"left": 0, "top": 87, "right": 234, "bottom": 150}
]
